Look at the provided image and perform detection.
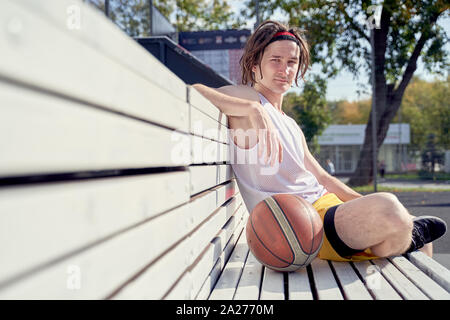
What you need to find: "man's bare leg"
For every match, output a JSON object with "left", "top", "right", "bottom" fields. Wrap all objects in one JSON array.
[{"left": 332, "top": 192, "right": 414, "bottom": 257}]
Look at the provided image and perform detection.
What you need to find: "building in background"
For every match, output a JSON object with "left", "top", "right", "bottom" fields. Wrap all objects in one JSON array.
[
  {"left": 317, "top": 124, "right": 411, "bottom": 174},
  {"left": 445, "top": 151, "right": 450, "bottom": 173},
  {"left": 178, "top": 29, "right": 251, "bottom": 84}
]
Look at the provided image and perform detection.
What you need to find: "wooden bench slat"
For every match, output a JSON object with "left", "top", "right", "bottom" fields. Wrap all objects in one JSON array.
[
  {"left": 191, "top": 204, "right": 246, "bottom": 300},
  {"left": 211, "top": 179, "right": 237, "bottom": 207},
  {"left": 113, "top": 196, "right": 243, "bottom": 299},
  {"left": 3, "top": 0, "right": 188, "bottom": 131},
  {"left": 0, "top": 82, "right": 191, "bottom": 177},
  {"left": 0, "top": 171, "right": 189, "bottom": 284},
  {"left": 185, "top": 181, "right": 239, "bottom": 239},
  {"left": 310, "top": 259, "right": 343, "bottom": 300},
  {"left": 0, "top": 207, "right": 189, "bottom": 299},
  {"left": 0, "top": 88, "right": 188, "bottom": 174},
  {"left": 208, "top": 230, "right": 249, "bottom": 300},
  {"left": 17, "top": 0, "right": 187, "bottom": 103},
  {"left": 406, "top": 251, "right": 450, "bottom": 292},
  {"left": 0, "top": 191, "right": 241, "bottom": 299},
  {"left": 189, "top": 165, "right": 233, "bottom": 195},
  {"left": 221, "top": 141, "right": 232, "bottom": 164},
  {"left": 330, "top": 261, "right": 373, "bottom": 300},
  {"left": 0, "top": 177, "right": 232, "bottom": 290},
  {"left": 191, "top": 106, "right": 228, "bottom": 144},
  {"left": 189, "top": 86, "right": 228, "bottom": 128},
  {"left": 371, "top": 258, "right": 429, "bottom": 300},
  {"left": 165, "top": 204, "right": 247, "bottom": 299},
  {"left": 192, "top": 136, "right": 230, "bottom": 164},
  {"left": 194, "top": 211, "right": 247, "bottom": 300},
  {"left": 389, "top": 256, "right": 450, "bottom": 299},
  {"left": 234, "top": 252, "right": 263, "bottom": 300},
  {"left": 287, "top": 267, "right": 313, "bottom": 300},
  {"left": 351, "top": 260, "right": 402, "bottom": 300},
  {"left": 260, "top": 268, "right": 285, "bottom": 300}
]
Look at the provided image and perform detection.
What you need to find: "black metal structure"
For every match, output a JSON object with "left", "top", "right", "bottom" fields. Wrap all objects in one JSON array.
[{"left": 136, "top": 36, "right": 233, "bottom": 87}]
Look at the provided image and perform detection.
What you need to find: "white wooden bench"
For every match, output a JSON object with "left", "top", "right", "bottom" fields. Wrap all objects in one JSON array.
[
  {"left": 208, "top": 238, "right": 450, "bottom": 300},
  {"left": 0, "top": 0, "right": 449, "bottom": 300}
]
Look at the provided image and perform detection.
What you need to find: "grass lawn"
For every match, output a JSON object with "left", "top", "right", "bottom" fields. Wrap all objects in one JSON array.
[
  {"left": 385, "top": 171, "right": 450, "bottom": 181},
  {"left": 352, "top": 185, "right": 450, "bottom": 193}
]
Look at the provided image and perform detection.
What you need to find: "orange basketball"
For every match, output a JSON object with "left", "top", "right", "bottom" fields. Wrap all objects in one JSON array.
[{"left": 246, "top": 194, "right": 324, "bottom": 272}]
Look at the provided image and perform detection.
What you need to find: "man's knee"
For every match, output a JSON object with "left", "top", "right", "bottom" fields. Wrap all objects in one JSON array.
[{"left": 374, "top": 192, "right": 413, "bottom": 234}]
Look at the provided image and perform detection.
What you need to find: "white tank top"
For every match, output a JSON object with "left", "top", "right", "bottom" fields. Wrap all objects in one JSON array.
[{"left": 228, "top": 92, "right": 328, "bottom": 213}]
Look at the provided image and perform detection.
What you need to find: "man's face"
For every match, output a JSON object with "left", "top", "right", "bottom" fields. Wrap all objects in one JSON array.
[{"left": 252, "top": 40, "right": 300, "bottom": 94}]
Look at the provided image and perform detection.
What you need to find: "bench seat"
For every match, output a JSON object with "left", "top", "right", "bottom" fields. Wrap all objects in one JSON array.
[{"left": 207, "top": 233, "right": 450, "bottom": 300}]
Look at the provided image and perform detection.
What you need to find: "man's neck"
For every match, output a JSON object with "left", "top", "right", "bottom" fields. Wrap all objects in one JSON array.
[{"left": 253, "top": 84, "right": 284, "bottom": 113}]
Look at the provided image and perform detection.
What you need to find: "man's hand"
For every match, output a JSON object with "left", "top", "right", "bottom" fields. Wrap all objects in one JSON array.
[{"left": 192, "top": 84, "right": 283, "bottom": 167}]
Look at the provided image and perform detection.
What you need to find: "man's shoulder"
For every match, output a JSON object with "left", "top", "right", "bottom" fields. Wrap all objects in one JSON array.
[{"left": 216, "top": 85, "right": 260, "bottom": 102}]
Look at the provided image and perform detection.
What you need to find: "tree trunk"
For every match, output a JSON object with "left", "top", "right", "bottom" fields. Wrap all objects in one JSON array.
[
  {"left": 347, "top": 7, "right": 440, "bottom": 187},
  {"left": 348, "top": 97, "right": 402, "bottom": 186},
  {"left": 347, "top": 8, "right": 390, "bottom": 186}
]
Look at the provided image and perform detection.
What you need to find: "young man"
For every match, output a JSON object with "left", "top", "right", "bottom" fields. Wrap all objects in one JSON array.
[{"left": 192, "top": 20, "right": 446, "bottom": 262}]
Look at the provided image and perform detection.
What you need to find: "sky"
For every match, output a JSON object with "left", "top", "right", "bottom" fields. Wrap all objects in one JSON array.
[{"left": 229, "top": 0, "right": 450, "bottom": 102}]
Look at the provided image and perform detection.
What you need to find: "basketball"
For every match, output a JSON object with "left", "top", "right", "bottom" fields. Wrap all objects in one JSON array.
[{"left": 246, "top": 194, "right": 324, "bottom": 272}]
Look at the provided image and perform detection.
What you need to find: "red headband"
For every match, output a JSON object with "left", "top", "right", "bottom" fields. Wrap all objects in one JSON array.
[
  {"left": 267, "top": 31, "right": 300, "bottom": 46},
  {"left": 273, "top": 31, "right": 296, "bottom": 37}
]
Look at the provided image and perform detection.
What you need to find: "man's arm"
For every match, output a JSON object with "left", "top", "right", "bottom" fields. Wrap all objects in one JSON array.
[
  {"left": 191, "top": 84, "right": 259, "bottom": 117},
  {"left": 300, "top": 130, "right": 362, "bottom": 201}
]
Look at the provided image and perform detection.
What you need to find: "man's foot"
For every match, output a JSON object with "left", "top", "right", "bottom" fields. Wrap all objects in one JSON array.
[{"left": 406, "top": 216, "right": 447, "bottom": 253}]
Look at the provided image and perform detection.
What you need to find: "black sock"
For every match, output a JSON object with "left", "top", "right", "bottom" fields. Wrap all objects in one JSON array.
[{"left": 323, "top": 205, "right": 365, "bottom": 258}]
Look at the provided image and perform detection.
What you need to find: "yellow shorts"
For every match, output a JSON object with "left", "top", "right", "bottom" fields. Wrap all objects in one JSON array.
[{"left": 312, "top": 193, "right": 379, "bottom": 262}]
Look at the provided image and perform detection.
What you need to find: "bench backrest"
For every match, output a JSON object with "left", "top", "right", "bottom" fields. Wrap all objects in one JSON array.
[{"left": 0, "top": 0, "right": 248, "bottom": 299}]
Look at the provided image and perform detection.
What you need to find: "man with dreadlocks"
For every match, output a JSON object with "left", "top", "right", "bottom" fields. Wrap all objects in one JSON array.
[{"left": 192, "top": 20, "right": 446, "bottom": 262}]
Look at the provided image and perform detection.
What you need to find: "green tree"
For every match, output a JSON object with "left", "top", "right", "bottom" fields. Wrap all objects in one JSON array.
[
  {"left": 329, "top": 99, "right": 371, "bottom": 124},
  {"left": 396, "top": 76, "right": 450, "bottom": 151},
  {"left": 283, "top": 76, "right": 332, "bottom": 155},
  {"left": 114, "top": 0, "right": 149, "bottom": 37},
  {"left": 421, "top": 133, "right": 444, "bottom": 174},
  {"left": 88, "top": 0, "right": 243, "bottom": 37},
  {"left": 243, "top": 0, "right": 449, "bottom": 185},
  {"left": 85, "top": 0, "right": 146, "bottom": 36},
  {"left": 164, "top": 0, "right": 239, "bottom": 31}
]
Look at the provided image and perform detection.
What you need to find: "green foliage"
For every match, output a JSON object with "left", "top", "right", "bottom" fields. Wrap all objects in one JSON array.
[
  {"left": 164, "top": 0, "right": 239, "bottom": 31},
  {"left": 352, "top": 185, "right": 450, "bottom": 193},
  {"left": 241, "top": 0, "right": 448, "bottom": 186},
  {"left": 420, "top": 133, "right": 445, "bottom": 173},
  {"left": 417, "top": 169, "right": 450, "bottom": 180},
  {"left": 240, "top": 0, "right": 449, "bottom": 88},
  {"left": 88, "top": 0, "right": 245, "bottom": 37},
  {"left": 331, "top": 75, "right": 449, "bottom": 151},
  {"left": 396, "top": 76, "right": 450, "bottom": 150},
  {"left": 328, "top": 98, "right": 371, "bottom": 124},
  {"left": 384, "top": 172, "right": 450, "bottom": 181},
  {"left": 283, "top": 75, "right": 332, "bottom": 154}
]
